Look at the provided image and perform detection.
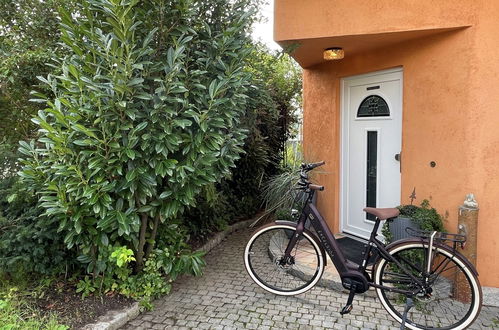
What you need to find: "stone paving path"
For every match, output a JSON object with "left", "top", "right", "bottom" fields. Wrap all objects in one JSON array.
[{"left": 122, "top": 229, "right": 499, "bottom": 329}]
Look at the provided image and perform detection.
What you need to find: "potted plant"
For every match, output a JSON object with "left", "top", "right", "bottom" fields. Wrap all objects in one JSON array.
[{"left": 382, "top": 199, "right": 445, "bottom": 243}]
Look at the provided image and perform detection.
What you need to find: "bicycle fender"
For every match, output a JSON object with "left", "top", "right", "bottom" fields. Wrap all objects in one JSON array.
[
  {"left": 273, "top": 220, "right": 328, "bottom": 266},
  {"left": 274, "top": 220, "right": 301, "bottom": 226},
  {"left": 385, "top": 238, "right": 479, "bottom": 276}
]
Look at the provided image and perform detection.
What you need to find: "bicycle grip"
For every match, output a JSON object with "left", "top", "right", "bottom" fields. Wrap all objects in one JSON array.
[{"left": 309, "top": 184, "right": 324, "bottom": 191}]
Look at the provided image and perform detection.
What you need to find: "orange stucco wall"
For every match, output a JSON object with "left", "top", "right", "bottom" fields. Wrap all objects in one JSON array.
[
  {"left": 275, "top": 1, "right": 499, "bottom": 287},
  {"left": 274, "top": 0, "right": 474, "bottom": 41}
]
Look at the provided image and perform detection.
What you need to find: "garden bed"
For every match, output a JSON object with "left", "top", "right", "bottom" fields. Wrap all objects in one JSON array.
[
  {"left": 0, "top": 278, "right": 133, "bottom": 329},
  {"left": 35, "top": 280, "right": 134, "bottom": 329}
]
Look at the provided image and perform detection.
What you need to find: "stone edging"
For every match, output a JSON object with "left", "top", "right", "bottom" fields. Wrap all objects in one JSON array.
[
  {"left": 80, "top": 302, "right": 140, "bottom": 330},
  {"left": 80, "top": 218, "right": 254, "bottom": 330},
  {"left": 196, "top": 218, "right": 255, "bottom": 254}
]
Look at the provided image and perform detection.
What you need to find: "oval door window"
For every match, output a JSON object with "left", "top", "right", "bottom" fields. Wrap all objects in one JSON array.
[{"left": 357, "top": 95, "right": 390, "bottom": 117}]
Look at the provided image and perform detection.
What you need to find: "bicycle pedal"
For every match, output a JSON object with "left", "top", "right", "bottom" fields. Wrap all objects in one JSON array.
[{"left": 340, "top": 304, "right": 353, "bottom": 315}]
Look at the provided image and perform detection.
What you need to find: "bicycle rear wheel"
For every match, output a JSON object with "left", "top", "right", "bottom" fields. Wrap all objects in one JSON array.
[
  {"left": 244, "top": 223, "right": 325, "bottom": 296},
  {"left": 374, "top": 241, "right": 482, "bottom": 330}
]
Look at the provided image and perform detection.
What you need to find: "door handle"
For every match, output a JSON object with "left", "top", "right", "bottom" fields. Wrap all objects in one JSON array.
[{"left": 395, "top": 152, "right": 401, "bottom": 173}]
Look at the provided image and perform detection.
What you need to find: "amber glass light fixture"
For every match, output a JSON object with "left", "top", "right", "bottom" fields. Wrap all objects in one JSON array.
[{"left": 323, "top": 47, "right": 344, "bottom": 60}]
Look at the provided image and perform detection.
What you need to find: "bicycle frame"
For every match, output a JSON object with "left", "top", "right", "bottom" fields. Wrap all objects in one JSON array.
[{"left": 283, "top": 190, "right": 428, "bottom": 295}]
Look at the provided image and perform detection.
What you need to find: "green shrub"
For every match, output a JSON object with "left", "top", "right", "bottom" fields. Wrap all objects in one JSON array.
[
  {"left": 181, "top": 185, "right": 232, "bottom": 240},
  {"left": 225, "top": 46, "right": 302, "bottom": 217},
  {"left": 221, "top": 125, "right": 279, "bottom": 219},
  {"left": 75, "top": 221, "right": 204, "bottom": 308},
  {"left": 20, "top": 0, "right": 256, "bottom": 279},
  {"left": 0, "top": 177, "right": 73, "bottom": 276},
  {"left": 2, "top": 0, "right": 300, "bottom": 304},
  {"left": 179, "top": 47, "right": 302, "bottom": 239},
  {"left": 398, "top": 199, "right": 445, "bottom": 232},
  {"left": 381, "top": 199, "right": 445, "bottom": 243},
  {"left": 1, "top": 0, "right": 77, "bottom": 148}
]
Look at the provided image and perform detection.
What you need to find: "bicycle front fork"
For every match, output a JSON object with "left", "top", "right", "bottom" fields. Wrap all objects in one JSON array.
[{"left": 283, "top": 219, "right": 306, "bottom": 258}]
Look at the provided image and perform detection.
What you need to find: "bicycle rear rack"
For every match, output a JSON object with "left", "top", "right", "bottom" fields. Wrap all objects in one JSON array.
[{"left": 405, "top": 227, "right": 467, "bottom": 249}]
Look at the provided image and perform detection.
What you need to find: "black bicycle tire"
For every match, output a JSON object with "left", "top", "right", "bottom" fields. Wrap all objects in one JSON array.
[
  {"left": 373, "top": 242, "right": 482, "bottom": 330},
  {"left": 244, "top": 223, "right": 325, "bottom": 296}
]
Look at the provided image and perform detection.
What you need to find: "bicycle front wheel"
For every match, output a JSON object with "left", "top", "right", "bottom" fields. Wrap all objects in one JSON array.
[
  {"left": 244, "top": 223, "right": 325, "bottom": 296},
  {"left": 374, "top": 241, "right": 482, "bottom": 330}
]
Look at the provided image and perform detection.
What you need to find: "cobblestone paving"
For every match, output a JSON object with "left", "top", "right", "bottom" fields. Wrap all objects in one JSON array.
[{"left": 122, "top": 229, "right": 499, "bottom": 329}]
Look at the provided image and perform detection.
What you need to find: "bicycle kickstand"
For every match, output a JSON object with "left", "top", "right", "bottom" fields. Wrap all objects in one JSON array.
[
  {"left": 340, "top": 284, "right": 356, "bottom": 315},
  {"left": 400, "top": 296, "right": 414, "bottom": 329}
]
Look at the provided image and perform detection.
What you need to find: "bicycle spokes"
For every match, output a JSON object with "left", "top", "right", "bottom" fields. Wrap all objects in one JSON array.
[{"left": 375, "top": 243, "right": 481, "bottom": 329}]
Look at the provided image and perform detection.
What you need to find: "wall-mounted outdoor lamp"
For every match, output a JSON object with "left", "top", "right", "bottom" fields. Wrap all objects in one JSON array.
[{"left": 323, "top": 47, "right": 344, "bottom": 60}]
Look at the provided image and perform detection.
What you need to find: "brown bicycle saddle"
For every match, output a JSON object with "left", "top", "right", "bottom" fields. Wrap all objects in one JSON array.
[{"left": 363, "top": 207, "right": 400, "bottom": 220}]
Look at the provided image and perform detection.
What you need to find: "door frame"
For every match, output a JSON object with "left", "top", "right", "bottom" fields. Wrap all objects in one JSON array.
[{"left": 339, "top": 67, "right": 403, "bottom": 236}]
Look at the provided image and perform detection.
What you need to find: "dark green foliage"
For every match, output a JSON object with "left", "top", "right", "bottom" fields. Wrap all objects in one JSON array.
[
  {"left": 220, "top": 148, "right": 266, "bottom": 220},
  {"left": 381, "top": 220, "right": 393, "bottom": 243},
  {"left": 274, "top": 208, "right": 296, "bottom": 221},
  {"left": 245, "top": 46, "right": 301, "bottom": 166},
  {"left": 1, "top": 0, "right": 299, "bottom": 303},
  {"left": 0, "top": 0, "right": 76, "bottom": 145},
  {"left": 0, "top": 141, "right": 19, "bottom": 179},
  {"left": 20, "top": 0, "right": 256, "bottom": 276},
  {"left": 0, "top": 0, "right": 75, "bottom": 279},
  {"left": 230, "top": 47, "right": 301, "bottom": 215},
  {"left": 382, "top": 199, "right": 446, "bottom": 243},
  {"left": 180, "top": 46, "right": 302, "bottom": 239},
  {"left": 0, "top": 0, "right": 73, "bottom": 180},
  {"left": 181, "top": 186, "right": 232, "bottom": 240},
  {"left": 74, "top": 220, "right": 205, "bottom": 308},
  {"left": 397, "top": 199, "right": 445, "bottom": 232},
  {"left": 0, "top": 177, "right": 73, "bottom": 276}
]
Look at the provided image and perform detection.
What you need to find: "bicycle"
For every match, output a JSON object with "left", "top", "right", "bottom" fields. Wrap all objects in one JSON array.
[{"left": 244, "top": 161, "right": 482, "bottom": 330}]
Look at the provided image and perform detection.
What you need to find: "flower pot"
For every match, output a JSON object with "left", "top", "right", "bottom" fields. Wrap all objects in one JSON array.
[{"left": 388, "top": 216, "right": 421, "bottom": 241}]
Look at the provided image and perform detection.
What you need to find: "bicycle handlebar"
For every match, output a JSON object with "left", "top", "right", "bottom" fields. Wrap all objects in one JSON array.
[{"left": 297, "top": 161, "right": 326, "bottom": 192}]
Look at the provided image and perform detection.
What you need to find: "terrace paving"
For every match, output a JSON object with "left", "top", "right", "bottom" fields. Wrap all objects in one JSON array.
[{"left": 122, "top": 229, "right": 499, "bottom": 329}]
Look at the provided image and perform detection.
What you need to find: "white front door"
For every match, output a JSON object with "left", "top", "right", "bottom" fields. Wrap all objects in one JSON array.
[{"left": 341, "top": 68, "right": 403, "bottom": 239}]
